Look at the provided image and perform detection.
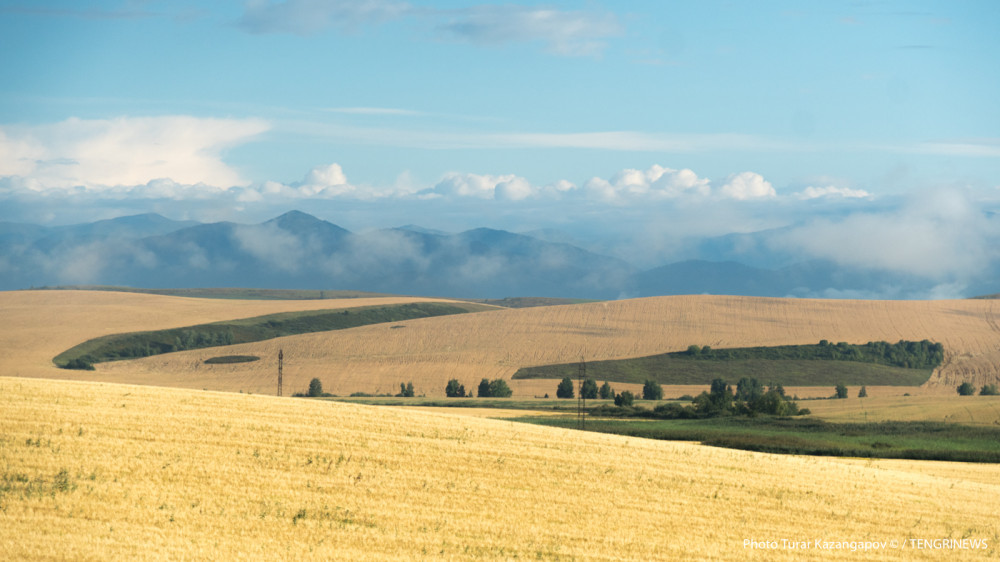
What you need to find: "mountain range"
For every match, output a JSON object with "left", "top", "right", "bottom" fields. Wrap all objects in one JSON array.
[{"left": 0, "top": 211, "right": 989, "bottom": 299}]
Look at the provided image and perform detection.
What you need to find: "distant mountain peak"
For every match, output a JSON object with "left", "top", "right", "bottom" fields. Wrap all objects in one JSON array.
[{"left": 265, "top": 210, "right": 350, "bottom": 235}]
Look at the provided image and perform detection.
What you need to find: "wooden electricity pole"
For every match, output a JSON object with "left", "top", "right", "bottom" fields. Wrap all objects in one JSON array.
[{"left": 277, "top": 349, "right": 283, "bottom": 397}]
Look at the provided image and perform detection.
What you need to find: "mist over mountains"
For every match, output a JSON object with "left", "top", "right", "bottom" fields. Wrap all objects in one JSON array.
[{"left": 0, "top": 211, "right": 992, "bottom": 299}]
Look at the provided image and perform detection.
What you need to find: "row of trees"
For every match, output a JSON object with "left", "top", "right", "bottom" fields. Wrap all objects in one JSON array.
[
  {"left": 681, "top": 339, "right": 944, "bottom": 369},
  {"left": 444, "top": 378, "right": 512, "bottom": 398},
  {"left": 688, "top": 377, "right": 804, "bottom": 417},
  {"left": 555, "top": 377, "right": 664, "bottom": 401}
]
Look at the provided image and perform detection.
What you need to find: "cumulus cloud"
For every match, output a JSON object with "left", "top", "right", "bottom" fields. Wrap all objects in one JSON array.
[
  {"left": 718, "top": 172, "right": 776, "bottom": 200},
  {"left": 0, "top": 116, "right": 268, "bottom": 191},
  {"left": 795, "top": 185, "right": 872, "bottom": 200},
  {"left": 582, "top": 165, "right": 781, "bottom": 203}
]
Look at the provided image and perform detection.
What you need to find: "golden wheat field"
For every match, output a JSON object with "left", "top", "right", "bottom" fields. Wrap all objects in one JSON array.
[
  {"left": 74, "top": 292, "right": 1000, "bottom": 397},
  {"left": 2, "top": 376, "right": 998, "bottom": 560}
]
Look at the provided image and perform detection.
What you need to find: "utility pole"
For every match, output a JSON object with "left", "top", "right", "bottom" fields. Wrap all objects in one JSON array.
[
  {"left": 578, "top": 357, "right": 586, "bottom": 430},
  {"left": 277, "top": 349, "right": 283, "bottom": 397}
]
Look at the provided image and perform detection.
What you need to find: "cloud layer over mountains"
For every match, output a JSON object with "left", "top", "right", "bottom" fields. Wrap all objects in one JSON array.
[{"left": 3, "top": 209, "right": 996, "bottom": 300}]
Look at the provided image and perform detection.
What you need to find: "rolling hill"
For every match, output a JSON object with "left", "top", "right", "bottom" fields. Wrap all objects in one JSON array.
[
  {"left": 2, "top": 376, "right": 997, "bottom": 560},
  {"left": 9, "top": 290, "right": 1000, "bottom": 398}
]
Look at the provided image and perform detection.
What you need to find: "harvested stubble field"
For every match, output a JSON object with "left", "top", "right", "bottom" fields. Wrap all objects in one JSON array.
[
  {"left": 0, "top": 290, "right": 467, "bottom": 382},
  {"left": 80, "top": 293, "right": 1000, "bottom": 397},
  {"left": 2, "top": 376, "right": 998, "bottom": 560}
]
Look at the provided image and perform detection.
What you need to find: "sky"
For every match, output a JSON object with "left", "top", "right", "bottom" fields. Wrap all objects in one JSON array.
[{"left": 1, "top": 0, "right": 999, "bottom": 286}]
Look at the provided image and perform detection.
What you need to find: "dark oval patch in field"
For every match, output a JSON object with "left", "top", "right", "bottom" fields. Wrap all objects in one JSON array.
[{"left": 205, "top": 355, "right": 260, "bottom": 364}]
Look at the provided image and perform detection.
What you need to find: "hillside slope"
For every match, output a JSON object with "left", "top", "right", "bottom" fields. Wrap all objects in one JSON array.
[
  {"left": 1, "top": 377, "right": 997, "bottom": 560},
  {"left": 0, "top": 290, "right": 464, "bottom": 381},
  {"left": 87, "top": 295, "right": 1000, "bottom": 396}
]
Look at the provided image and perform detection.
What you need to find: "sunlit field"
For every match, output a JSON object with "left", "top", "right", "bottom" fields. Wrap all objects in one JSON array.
[
  {"left": 2, "top": 377, "right": 998, "bottom": 560},
  {"left": 80, "top": 293, "right": 1000, "bottom": 397}
]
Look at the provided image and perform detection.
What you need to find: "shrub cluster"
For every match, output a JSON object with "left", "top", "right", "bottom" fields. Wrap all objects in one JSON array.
[
  {"left": 683, "top": 339, "right": 944, "bottom": 369},
  {"left": 477, "top": 378, "right": 512, "bottom": 398},
  {"left": 444, "top": 379, "right": 466, "bottom": 397}
]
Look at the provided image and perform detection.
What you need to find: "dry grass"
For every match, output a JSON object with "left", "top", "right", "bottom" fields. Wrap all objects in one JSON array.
[
  {"left": 0, "top": 290, "right": 462, "bottom": 381},
  {"left": 2, "top": 376, "right": 998, "bottom": 560},
  {"left": 88, "top": 294, "right": 1000, "bottom": 396}
]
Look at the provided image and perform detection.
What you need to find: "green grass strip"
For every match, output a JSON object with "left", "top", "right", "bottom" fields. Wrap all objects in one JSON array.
[
  {"left": 517, "top": 416, "right": 1000, "bottom": 463},
  {"left": 54, "top": 302, "right": 490, "bottom": 368}
]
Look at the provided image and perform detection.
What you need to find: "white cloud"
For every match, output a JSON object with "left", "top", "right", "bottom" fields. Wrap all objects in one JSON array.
[
  {"left": 427, "top": 172, "right": 533, "bottom": 200},
  {"left": 584, "top": 165, "right": 712, "bottom": 202},
  {"left": 718, "top": 172, "right": 776, "bottom": 200},
  {"left": 795, "top": 185, "right": 872, "bottom": 200},
  {"left": 772, "top": 188, "right": 999, "bottom": 279},
  {"left": 0, "top": 116, "right": 268, "bottom": 190}
]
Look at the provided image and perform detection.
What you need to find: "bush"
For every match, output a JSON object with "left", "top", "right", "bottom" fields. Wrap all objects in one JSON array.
[
  {"left": 476, "top": 378, "right": 511, "bottom": 398},
  {"left": 581, "top": 378, "right": 599, "bottom": 399},
  {"left": 307, "top": 378, "right": 323, "bottom": 397},
  {"left": 488, "top": 379, "right": 512, "bottom": 398},
  {"left": 445, "top": 379, "right": 465, "bottom": 397},
  {"left": 477, "top": 378, "right": 491, "bottom": 397},
  {"left": 599, "top": 381, "right": 614, "bottom": 400},
  {"left": 62, "top": 357, "right": 95, "bottom": 371},
  {"left": 981, "top": 384, "right": 1000, "bottom": 396},
  {"left": 614, "top": 390, "right": 634, "bottom": 407},
  {"left": 556, "top": 377, "right": 574, "bottom": 399},
  {"left": 397, "top": 381, "right": 415, "bottom": 397},
  {"left": 858, "top": 385, "right": 868, "bottom": 398},
  {"left": 835, "top": 384, "right": 848, "bottom": 399},
  {"left": 957, "top": 382, "right": 976, "bottom": 396},
  {"left": 642, "top": 379, "right": 663, "bottom": 400}
]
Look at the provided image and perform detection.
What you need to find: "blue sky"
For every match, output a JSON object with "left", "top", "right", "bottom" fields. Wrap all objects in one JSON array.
[{"left": 1, "top": 0, "right": 999, "bottom": 286}]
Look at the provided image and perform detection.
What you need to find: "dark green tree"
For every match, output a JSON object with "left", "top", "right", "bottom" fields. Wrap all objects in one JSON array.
[
  {"left": 614, "top": 390, "right": 634, "bottom": 407},
  {"left": 445, "top": 379, "right": 465, "bottom": 397},
  {"left": 642, "top": 379, "right": 663, "bottom": 400},
  {"left": 957, "top": 382, "right": 976, "bottom": 396},
  {"left": 488, "top": 379, "right": 512, "bottom": 398},
  {"left": 308, "top": 378, "right": 323, "bottom": 397},
  {"left": 858, "top": 385, "right": 868, "bottom": 398},
  {"left": 581, "top": 378, "right": 599, "bottom": 399},
  {"left": 397, "top": 381, "right": 415, "bottom": 397},
  {"left": 981, "top": 384, "right": 1000, "bottom": 396},
  {"left": 835, "top": 384, "right": 848, "bottom": 399},
  {"left": 736, "top": 377, "right": 764, "bottom": 403},
  {"left": 708, "top": 378, "right": 733, "bottom": 412},
  {"left": 477, "top": 378, "right": 492, "bottom": 398},
  {"left": 556, "top": 377, "right": 575, "bottom": 399},
  {"left": 598, "top": 381, "right": 614, "bottom": 400}
]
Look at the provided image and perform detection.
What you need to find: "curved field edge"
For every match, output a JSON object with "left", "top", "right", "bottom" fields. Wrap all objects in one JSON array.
[
  {"left": 53, "top": 302, "right": 492, "bottom": 368},
  {"left": 513, "top": 341, "right": 943, "bottom": 387},
  {"left": 91, "top": 295, "right": 1000, "bottom": 396},
  {"left": 517, "top": 415, "right": 1000, "bottom": 463},
  {"left": 1, "top": 377, "right": 998, "bottom": 560}
]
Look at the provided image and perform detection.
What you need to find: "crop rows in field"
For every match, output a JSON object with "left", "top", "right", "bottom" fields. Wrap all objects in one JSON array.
[
  {"left": 2, "top": 376, "right": 998, "bottom": 560},
  {"left": 96, "top": 295, "right": 1000, "bottom": 397}
]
